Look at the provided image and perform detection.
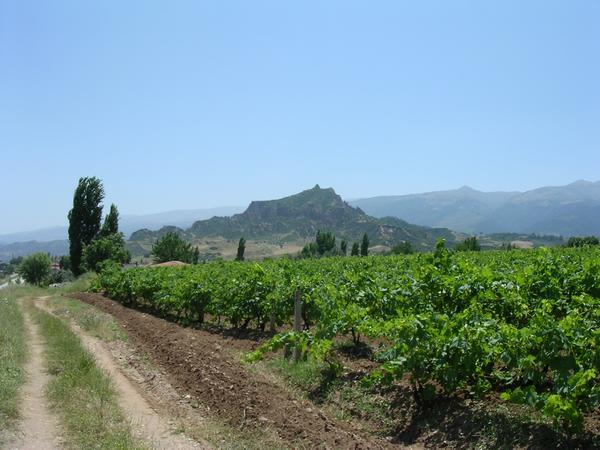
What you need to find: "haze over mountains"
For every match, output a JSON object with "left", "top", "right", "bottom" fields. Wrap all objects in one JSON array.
[
  {"left": 351, "top": 180, "right": 600, "bottom": 236},
  {"left": 0, "top": 207, "right": 243, "bottom": 260},
  {"left": 1, "top": 180, "right": 598, "bottom": 260},
  {"left": 0, "top": 207, "right": 244, "bottom": 244}
]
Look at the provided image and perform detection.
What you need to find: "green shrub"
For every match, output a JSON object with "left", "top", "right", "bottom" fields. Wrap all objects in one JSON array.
[{"left": 19, "top": 252, "right": 52, "bottom": 285}]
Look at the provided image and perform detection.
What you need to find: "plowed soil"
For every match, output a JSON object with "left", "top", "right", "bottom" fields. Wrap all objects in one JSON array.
[{"left": 68, "top": 292, "right": 396, "bottom": 449}]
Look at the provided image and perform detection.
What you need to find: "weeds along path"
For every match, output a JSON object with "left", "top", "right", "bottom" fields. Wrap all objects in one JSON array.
[
  {"left": 35, "top": 297, "right": 206, "bottom": 450},
  {"left": 12, "top": 304, "right": 63, "bottom": 450}
]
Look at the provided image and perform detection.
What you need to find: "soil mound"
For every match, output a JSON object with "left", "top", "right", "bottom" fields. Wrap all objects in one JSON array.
[{"left": 151, "top": 261, "right": 188, "bottom": 267}]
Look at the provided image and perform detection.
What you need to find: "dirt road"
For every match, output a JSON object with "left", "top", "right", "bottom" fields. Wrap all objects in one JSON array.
[
  {"left": 35, "top": 297, "right": 206, "bottom": 450},
  {"left": 6, "top": 298, "right": 207, "bottom": 450},
  {"left": 9, "top": 307, "right": 62, "bottom": 450}
]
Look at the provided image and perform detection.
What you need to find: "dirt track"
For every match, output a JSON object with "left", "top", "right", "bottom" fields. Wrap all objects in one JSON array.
[
  {"left": 68, "top": 292, "right": 394, "bottom": 449},
  {"left": 36, "top": 298, "right": 205, "bottom": 450},
  {"left": 10, "top": 305, "right": 62, "bottom": 450}
]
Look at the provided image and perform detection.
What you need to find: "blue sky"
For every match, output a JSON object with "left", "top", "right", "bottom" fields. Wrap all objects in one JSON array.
[{"left": 1, "top": 0, "right": 599, "bottom": 233}]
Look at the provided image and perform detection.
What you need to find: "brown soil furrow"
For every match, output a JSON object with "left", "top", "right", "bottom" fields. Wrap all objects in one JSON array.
[{"left": 68, "top": 292, "right": 396, "bottom": 449}]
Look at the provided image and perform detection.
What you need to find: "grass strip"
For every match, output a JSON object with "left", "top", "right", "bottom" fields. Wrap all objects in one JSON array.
[
  {"left": 0, "top": 292, "right": 26, "bottom": 432},
  {"left": 48, "top": 295, "right": 127, "bottom": 343},
  {"left": 32, "top": 305, "right": 145, "bottom": 450}
]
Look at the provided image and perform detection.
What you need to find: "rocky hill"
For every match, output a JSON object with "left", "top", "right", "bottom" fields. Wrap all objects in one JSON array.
[{"left": 130, "top": 185, "right": 458, "bottom": 250}]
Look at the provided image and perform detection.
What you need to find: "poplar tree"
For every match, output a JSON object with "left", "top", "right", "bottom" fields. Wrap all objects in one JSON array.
[
  {"left": 68, "top": 177, "right": 104, "bottom": 275},
  {"left": 100, "top": 204, "right": 120, "bottom": 237}
]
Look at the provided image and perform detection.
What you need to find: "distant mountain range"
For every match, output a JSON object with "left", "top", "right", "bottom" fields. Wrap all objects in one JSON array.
[
  {"left": 130, "top": 185, "right": 459, "bottom": 251},
  {"left": 0, "top": 207, "right": 243, "bottom": 261},
  {"left": 0, "top": 207, "right": 244, "bottom": 245},
  {"left": 2, "top": 180, "right": 598, "bottom": 261},
  {"left": 0, "top": 240, "right": 70, "bottom": 261},
  {"left": 350, "top": 180, "right": 600, "bottom": 236}
]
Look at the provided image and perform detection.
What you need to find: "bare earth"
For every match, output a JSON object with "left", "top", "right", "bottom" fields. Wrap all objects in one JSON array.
[
  {"left": 68, "top": 292, "right": 404, "bottom": 449},
  {"left": 35, "top": 298, "right": 206, "bottom": 450}
]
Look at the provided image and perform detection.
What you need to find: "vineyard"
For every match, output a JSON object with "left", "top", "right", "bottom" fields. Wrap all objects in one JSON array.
[{"left": 92, "top": 243, "right": 600, "bottom": 433}]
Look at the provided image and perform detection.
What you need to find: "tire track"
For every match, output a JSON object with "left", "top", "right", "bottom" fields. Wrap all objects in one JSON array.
[
  {"left": 35, "top": 298, "right": 207, "bottom": 450},
  {"left": 9, "top": 305, "right": 62, "bottom": 450}
]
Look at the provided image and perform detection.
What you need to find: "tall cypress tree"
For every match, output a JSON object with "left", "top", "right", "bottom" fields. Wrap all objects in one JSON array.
[
  {"left": 340, "top": 240, "right": 348, "bottom": 256},
  {"left": 360, "top": 233, "right": 369, "bottom": 256},
  {"left": 351, "top": 242, "right": 360, "bottom": 256},
  {"left": 68, "top": 177, "right": 104, "bottom": 275},
  {"left": 236, "top": 237, "right": 246, "bottom": 261},
  {"left": 100, "top": 203, "right": 120, "bottom": 237}
]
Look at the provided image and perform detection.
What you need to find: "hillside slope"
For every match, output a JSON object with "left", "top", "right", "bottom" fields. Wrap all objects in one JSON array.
[
  {"left": 130, "top": 185, "right": 458, "bottom": 250},
  {"left": 0, "top": 207, "right": 244, "bottom": 244},
  {"left": 0, "top": 240, "right": 69, "bottom": 260},
  {"left": 352, "top": 180, "right": 600, "bottom": 236},
  {"left": 477, "top": 180, "right": 600, "bottom": 235}
]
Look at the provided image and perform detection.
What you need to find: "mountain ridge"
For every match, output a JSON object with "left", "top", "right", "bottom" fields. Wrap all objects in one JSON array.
[
  {"left": 0, "top": 206, "right": 245, "bottom": 244},
  {"left": 3, "top": 180, "right": 598, "bottom": 260},
  {"left": 130, "top": 185, "right": 459, "bottom": 250},
  {"left": 351, "top": 180, "right": 600, "bottom": 236}
]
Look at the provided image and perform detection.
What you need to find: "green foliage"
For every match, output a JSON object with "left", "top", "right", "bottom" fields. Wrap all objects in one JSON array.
[
  {"left": 0, "top": 294, "right": 26, "bottom": 427},
  {"left": 151, "top": 232, "right": 198, "bottom": 264},
  {"left": 18, "top": 252, "right": 52, "bottom": 285},
  {"left": 0, "top": 257, "right": 23, "bottom": 276},
  {"left": 93, "top": 246, "right": 600, "bottom": 433},
  {"left": 48, "top": 269, "right": 75, "bottom": 284},
  {"left": 391, "top": 241, "right": 413, "bottom": 255},
  {"left": 316, "top": 230, "right": 336, "bottom": 255},
  {"left": 68, "top": 176, "right": 105, "bottom": 276},
  {"left": 301, "top": 230, "right": 340, "bottom": 258},
  {"left": 99, "top": 204, "right": 120, "bottom": 237},
  {"left": 340, "top": 240, "right": 348, "bottom": 255},
  {"left": 351, "top": 242, "right": 360, "bottom": 256},
  {"left": 59, "top": 255, "right": 71, "bottom": 271},
  {"left": 236, "top": 237, "right": 246, "bottom": 261},
  {"left": 455, "top": 236, "right": 481, "bottom": 252},
  {"left": 7, "top": 257, "right": 24, "bottom": 274},
  {"left": 10, "top": 256, "right": 24, "bottom": 265},
  {"left": 82, "top": 233, "right": 131, "bottom": 272},
  {"left": 566, "top": 235, "right": 599, "bottom": 248},
  {"left": 361, "top": 233, "right": 369, "bottom": 256},
  {"left": 300, "top": 242, "right": 318, "bottom": 258}
]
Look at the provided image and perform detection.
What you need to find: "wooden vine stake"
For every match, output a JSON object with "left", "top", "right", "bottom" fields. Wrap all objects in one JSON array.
[
  {"left": 293, "top": 289, "right": 302, "bottom": 362},
  {"left": 268, "top": 310, "right": 276, "bottom": 332}
]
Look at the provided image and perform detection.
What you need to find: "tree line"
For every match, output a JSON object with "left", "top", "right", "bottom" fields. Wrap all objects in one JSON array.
[
  {"left": 18, "top": 177, "right": 131, "bottom": 284},
  {"left": 300, "top": 230, "right": 370, "bottom": 258},
  {"left": 16, "top": 176, "right": 600, "bottom": 284}
]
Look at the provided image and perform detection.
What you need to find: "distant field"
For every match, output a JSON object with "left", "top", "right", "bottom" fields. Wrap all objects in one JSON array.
[{"left": 129, "top": 237, "right": 307, "bottom": 262}]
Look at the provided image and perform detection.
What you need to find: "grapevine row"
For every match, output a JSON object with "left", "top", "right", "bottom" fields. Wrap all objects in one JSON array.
[{"left": 92, "top": 244, "right": 600, "bottom": 431}]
